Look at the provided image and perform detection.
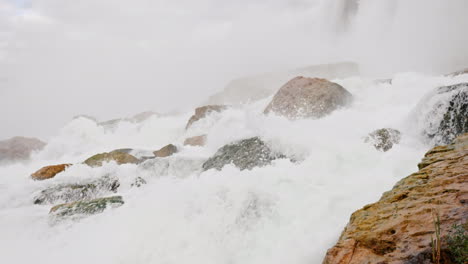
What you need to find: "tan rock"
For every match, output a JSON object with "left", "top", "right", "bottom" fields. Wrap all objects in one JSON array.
[
  {"left": 31, "top": 164, "right": 72, "bottom": 180},
  {"left": 264, "top": 77, "right": 352, "bottom": 119},
  {"left": 153, "top": 144, "right": 178, "bottom": 158},
  {"left": 84, "top": 150, "right": 139, "bottom": 167},
  {"left": 0, "top": 136, "right": 46, "bottom": 162},
  {"left": 186, "top": 105, "right": 226, "bottom": 129},
  {"left": 323, "top": 133, "right": 468, "bottom": 264},
  {"left": 184, "top": 135, "right": 207, "bottom": 147}
]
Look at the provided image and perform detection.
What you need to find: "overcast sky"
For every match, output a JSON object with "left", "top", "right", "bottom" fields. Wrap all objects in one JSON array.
[{"left": 1, "top": 0, "right": 467, "bottom": 140}]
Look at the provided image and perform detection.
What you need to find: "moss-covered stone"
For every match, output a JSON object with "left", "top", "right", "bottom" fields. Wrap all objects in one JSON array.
[
  {"left": 50, "top": 196, "right": 124, "bottom": 218},
  {"left": 84, "top": 150, "right": 139, "bottom": 167}
]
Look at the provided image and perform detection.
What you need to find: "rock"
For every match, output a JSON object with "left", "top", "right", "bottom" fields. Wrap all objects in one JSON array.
[
  {"left": 323, "top": 133, "right": 468, "bottom": 264},
  {"left": 183, "top": 135, "right": 207, "bottom": 147},
  {"left": 129, "top": 111, "right": 158, "bottom": 122},
  {"left": 446, "top": 68, "right": 468, "bottom": 77},
  {"left": 202, "top": 137, "right": 286, "bottom": 171},
  {"left": 34, "top": 175, "right": 120, "bottom": 205},
  {"left": 417, "top": 83, "right": 468, "bottom": 146},
  {"left": 31, "top": 164, "right": 72, "bottom": 180},
  {"left": 84, "top": 150, "right": 139, "bottom": 167},
  {"left": 139, "top": 156, "right": 206, "bottom": 178},
  {"left": 131, "top": 177, "right": 147, "bottom": 187},
  {"left": 186, "top": 105, "right": 226, "bottom": 129},
  {"left": 264, "top": 77, "right": 353, "bottom": 119},
  {"left": 49, "top": 196, "right": 124, "bottom": 219},
  {"left": 365, "top": 128, "right": 401, "bottom": 152},
  {"left": 0, "top": 136, "right": 46, "bottom": 162},
  {"left": 153, "top": 144, "right": 178, "bottom": 158}
]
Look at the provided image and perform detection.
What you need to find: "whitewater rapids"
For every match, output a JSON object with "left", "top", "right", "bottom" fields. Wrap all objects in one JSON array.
[{"left": 1, "top": 72, "right": 467, "bottom": 264}]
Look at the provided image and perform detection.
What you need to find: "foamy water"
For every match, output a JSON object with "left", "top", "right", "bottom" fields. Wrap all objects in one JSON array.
[{"left": 1, "top": 73, "right": 467, "bottom": 264}]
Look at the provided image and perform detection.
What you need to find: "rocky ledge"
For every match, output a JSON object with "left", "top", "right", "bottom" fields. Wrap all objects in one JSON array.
[{"left": 323, "top": 133, "right": 468, "bottom": 264}]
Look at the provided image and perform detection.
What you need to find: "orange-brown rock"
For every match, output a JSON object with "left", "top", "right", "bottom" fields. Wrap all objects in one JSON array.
[
  {"left": 153, "top": 144, "right": 178, "bottom": 158},
  {"left": 323, "top": 133, "right": 468, "bottom": 264},
  {"left": 183, "top": 135, "right": 207, "bottom": 147},
  {"left": 31, "top": 164, "right": 72, "bottom": 180},
  {"left": 186, "top": 105, "right": 226, "bottom": 129},
  {"left": 264, "top": 77, "right": 352, "bottom": 119}
]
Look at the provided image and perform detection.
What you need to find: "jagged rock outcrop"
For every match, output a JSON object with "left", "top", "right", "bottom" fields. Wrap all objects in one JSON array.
[
  {"left": 185, "top": 105, "right": 226, "bottom": 129},
  {"left": 323, "top": 133, "right": 468, "bottom": 264},
  {"left": 264, "top": 77, "right": 353, "bottom": 119},
  {"left": 365, "top": 128, "right": 401, "bottom": 152},
  {"left": 153, "top": 144, "right": 178, "bottom": 158},
  {"left": 31, "top": 164, "right": 72, "bottom": 180},
  {"left": 49, "top": 196, "right": 124, "bottom": 219},
  {"left": 202, "top": 137, "right": 286, "bottom": 171},
  {"left": 84, "top": 150, "right": 139, "bottom": 167},
  {"left": 0, "top": 136, "right": 46, "bottom": 162},
  {"left": 34, "top": 175, "right": 120, "bottom": 205},
  {"left": 184, "top": 135, "right": 207, "bottom": 147}
]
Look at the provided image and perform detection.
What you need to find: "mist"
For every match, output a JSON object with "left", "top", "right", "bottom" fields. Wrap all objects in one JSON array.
[{"left": 1, "top": 0, "right": 467, "bottom": 139}]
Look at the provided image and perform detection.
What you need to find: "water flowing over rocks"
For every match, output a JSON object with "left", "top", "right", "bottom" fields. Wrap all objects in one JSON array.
[
  {"left": 49, "top": 196, "right": 124, "bottom": 219},
  {"left": 153, "top": 144, "right": 178, "bottom": 158},
  {"left": 34, "top": 175, "right": 120, "bottom": 205},
  {"left": 0, "top": 136, "right": 46, "bottom": 162},
  {"left": 202, "top": 137, "right": 286, "bottom": 171},
  {"left": 416, "top": 83, "right": 468, "bottom": 146},
  {"left": 365, "top": 128, "right": 401, "bottom": 152},
  {"left": 31, "top": 164, "right": 72, "bottom": 180},
  {"left": 84, "top": 150, "right": 140, "bottom": 167},
  {"left": 264, "top": 77, "right": 353, "bottom": 119},
  {"left": 184, "top": 135, "right": 207, "bottom": 147},
  {"left": 323, "top": 133, "right": 468, "bottom": 264},
  {"left": 139, "top": 156, "right": 205, "bottom": 178},
  {"left": 186, "top": 105, "right": 227, "bottom": 129}
]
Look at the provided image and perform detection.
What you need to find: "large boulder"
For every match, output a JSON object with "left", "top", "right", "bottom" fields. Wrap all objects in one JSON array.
[
  {"left": 0, "top": 136, "right": 46, "bottom": 162},
  {"left": 323, "top": 133, "right": 468, "bottom": 264},
  {"left": 365, "top": 128, "right": 401, "bottom": 152},
  {"left": 185, "top": 105, "right": 226, "bottom": 129},
  {"left": 31, "top": 164, "right": 72, "bottom": 180},
  {"left": 34, "top": 175, "right": 120, "bottom": 205},
  {"left": 153, "top": 144, "right": 178, "bottom": 158},
  {"left": 264, "top": 77, "right": 353, "bottom": 119},
  {"left": 416, "top": 83, "right": 468, "bottom": 146},
  {"left": 49, "top": 196, "right": 124, "bottom": 219},
  {"left": 202, "top": 137, "right": 286, "bottom": 171},
  {"left": 84, "top": 150, "right": 139, "bottom": 167}
]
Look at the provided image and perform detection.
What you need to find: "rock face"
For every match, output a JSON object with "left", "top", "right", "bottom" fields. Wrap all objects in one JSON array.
[
  {"left": 0, "top": 136, "right": 46, "bottom": 162},
  {"left": 264, "top": 77, "right": 353, "bottom": 119},
  {"left": 84, "top": 150, "right": 139, "bottom": 167},
  {"left": 323, "top": 133, "right": 468, "bottom": 264},
  {"left": 153, "top": 144, "right": 178, "bottom": 158},
  {"left": 184, "top": 135, "right": 207, "bottom": 147},
  {"left": 418, "top": 83, "right": 468, "bottom": 146},
  {"left": 31, "top": 164, "right": 72, "bottom": 180},
  {"left": 202, "top": 137, "right": 285, "bottom": 171},
  {"left": 34, "top": 175, "right": 120, "bottom": 205},
  {"left": 365, "top": 128, "right": 401, "bottom": 152},
  {"left": 49, "top": 196, "right": 124, "bottom": 218},
  {"left": 186, "top": 105, "right": 226, "bottom": 129}
]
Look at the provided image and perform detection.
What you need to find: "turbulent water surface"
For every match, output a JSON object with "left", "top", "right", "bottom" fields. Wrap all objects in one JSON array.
[{"left": 1, "top": 73, "right": 467, "bottom": 263}]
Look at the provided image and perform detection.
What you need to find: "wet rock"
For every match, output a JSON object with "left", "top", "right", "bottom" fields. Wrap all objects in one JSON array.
[
  {"left": 153, "top": 144, "right": 178, "bottom": 158},
  {"left": 84, "top": 150, "right": 139, "bottom": 167},
  {"left": 0, "top": 136, "right": 46, "bottom": 162},
  {"left": 31, "top": 164, "right": 72, "bottom": 180},
  {"left": 446, "top": 68, "right": 468, "bottom": 77},
  {"left": 185, "top": 105, "right": 226, "bottom": 129},
  {"left": 365, "top": 128, "right": 401, "bottom": 152},
  {"left": 264, "top": 77, "right": 353, "bottom": 119},
  {"left": 50, "top": 196, "right": 124, "bottom": 219},
  {"left": 202, "top": 137, "right": 286, "bottom": 171},
  {"left": 131, "top": 177, "right": 147, "bottom": 187},
  {"left": 323, "top": 133, "right": 468, "bottom": 264},
  {"left": 184, "top": 135, "right": 207, "bottom": 147},
  {"left": 34, "top": 175, "right": 120, "bottom": 205}
]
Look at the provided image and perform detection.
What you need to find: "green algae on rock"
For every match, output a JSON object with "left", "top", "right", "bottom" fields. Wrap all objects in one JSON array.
[
  {"left": 49, "top": 196, "right": 124, "bottom": 218},
  {"left": 84, "top": 150, "right": 139, "bottom": 167}
]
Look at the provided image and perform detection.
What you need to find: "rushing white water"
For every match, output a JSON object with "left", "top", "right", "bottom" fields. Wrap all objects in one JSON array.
[{"left": 1, "top": 73, "right": 467, "bottom": 264}]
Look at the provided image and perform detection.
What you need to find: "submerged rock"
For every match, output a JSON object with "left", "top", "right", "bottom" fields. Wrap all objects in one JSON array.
[
  {"left": 50, "top": 196, "right": 124, "bottom": 218},
  {"left": 84, "top": 150, "right": 139, "bottom": 167},
  {"left": 184, "top": 135, "right": 207, "bottom": 147},
  {"left": 139, "top": 156, "right": 205, "bottom": 178},
  {"left": 153, "top": 144, "right": 178, "bottom": 158},
  {"left": 34, "top": 175, "right": 120, "bottom": 205},
  {"left": 31, "top": 164, "right": 72, "bottom": 180},
  {"left": 365, "top": 128, "right": 401, "bottom": 152},
  {"left": 264, "top": 77, "right": 353, "bottom": 119},
  {"left": 186, "top": 105, "right": 226, "bottom": 129},
  {"left": 202, "top": 137, "right": 286, "bottom": 171},
  {"left": 323, "top": 133, "right": 468, "bottom": 264},
  {"left": 0, "top": 136, "right": 46, "bottom": 162}
]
